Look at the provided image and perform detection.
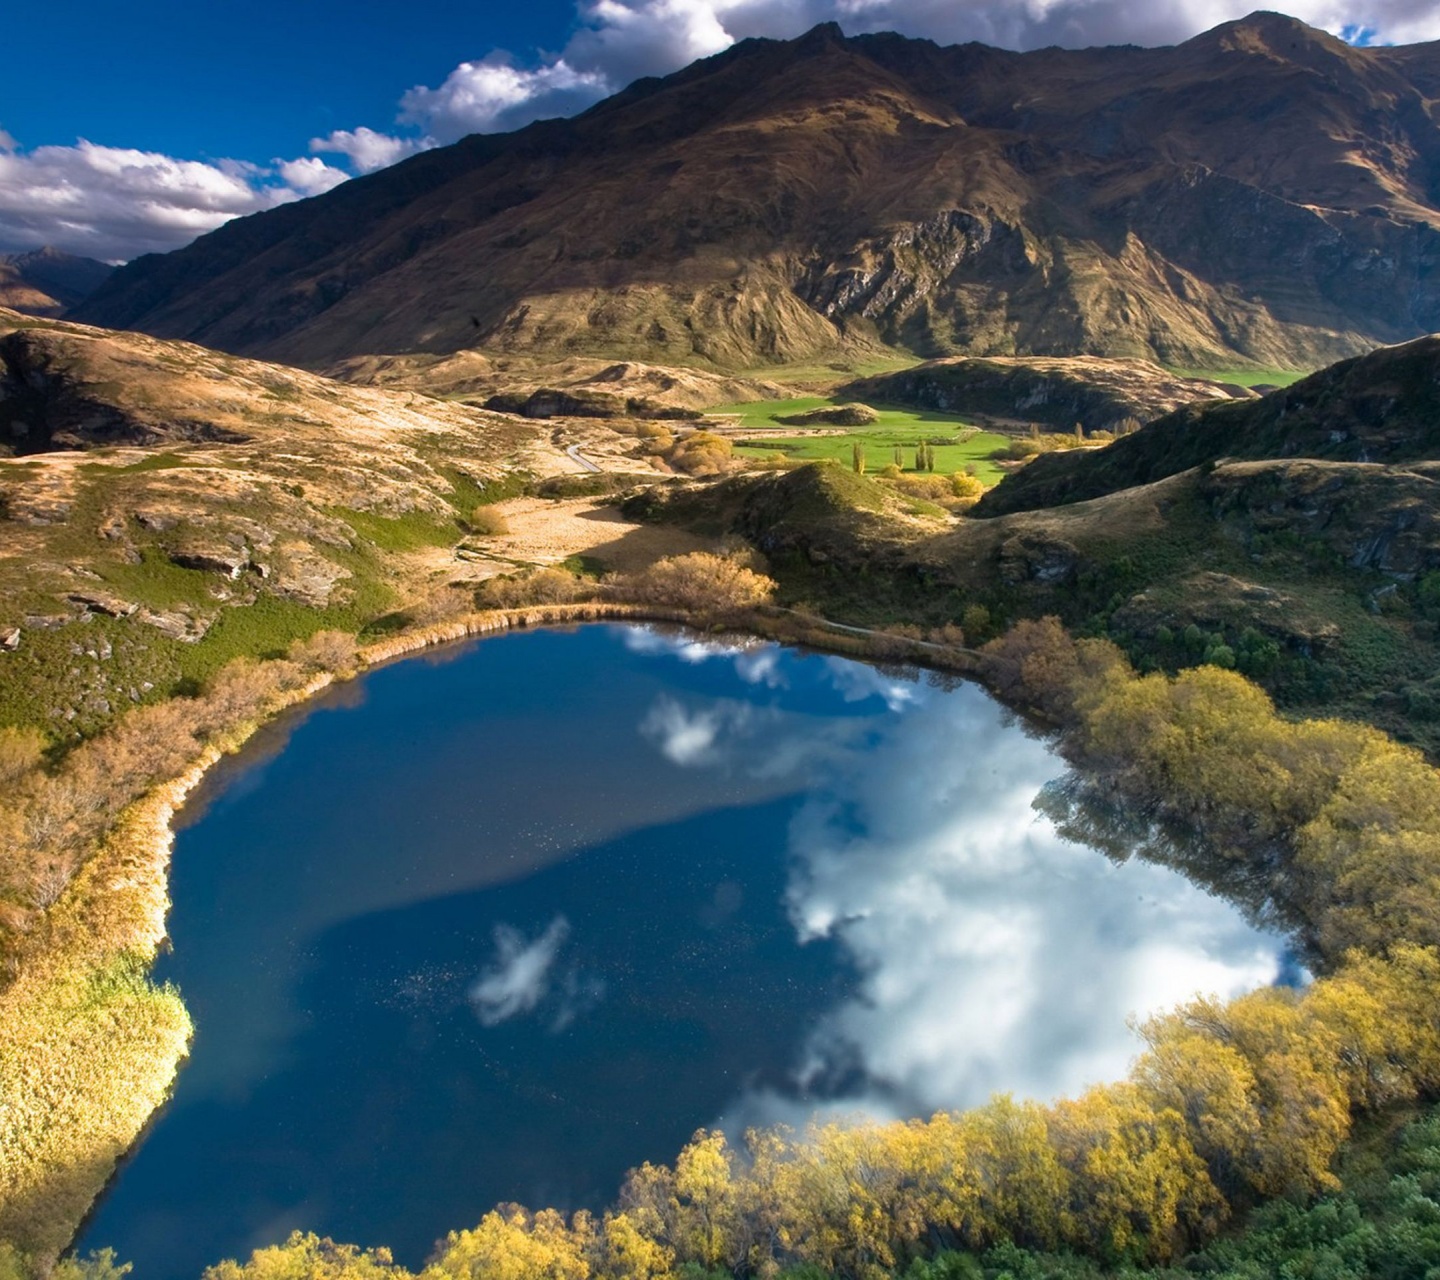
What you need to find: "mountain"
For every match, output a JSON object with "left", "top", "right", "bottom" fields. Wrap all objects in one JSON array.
[
  {"left": 0, "top": 248, "right": 114, "bottom": 318},
  {"left": 75, "top": 14, "right": 1440, "bottom": 372},
  {"left": 974, "top": 334, "right": 1440, "bottom": 515}
]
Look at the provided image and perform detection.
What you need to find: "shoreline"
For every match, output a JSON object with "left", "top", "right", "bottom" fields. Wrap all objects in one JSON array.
[{"left": 8, "top": 599, "right": 981, "bottom": 1267}]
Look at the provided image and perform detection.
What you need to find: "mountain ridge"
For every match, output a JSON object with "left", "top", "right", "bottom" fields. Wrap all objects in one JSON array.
[
  {"left": 75, "top": 14, "right": 1440, "bottom": 372},
  {"left": 0, "top": 249, "right": 114, "bottom": 318}
]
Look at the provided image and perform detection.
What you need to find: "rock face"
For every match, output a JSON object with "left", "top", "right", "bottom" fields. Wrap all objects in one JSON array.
[
  {"left": 74, "top": 15, "right": 1440, "bottom": 372},
  {"left": 842, "top": 357, "right": 1253, "bottom": 432},
  {"left": 975, "top": 335, "right": 1440, "bottom": 516},
  {"left": 482, "top": 386, "right": 700, "bottom": 420},
  {"left": 775, "top": 404, "right": 879, "bottom": 426}
]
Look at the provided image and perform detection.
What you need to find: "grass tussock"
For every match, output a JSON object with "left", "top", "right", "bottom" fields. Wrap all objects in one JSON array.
[{"left": 0, "top": 635, "right": 358, "bottom": 1269}]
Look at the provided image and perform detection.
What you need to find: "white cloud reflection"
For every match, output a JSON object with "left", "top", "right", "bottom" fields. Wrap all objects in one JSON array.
[
  {"left": 634, "top": 636, "right": 1286, "bottom": 1133},
  {"left": 623, "top": 625, "right": 790, "bottom": 688},
  {"left": 470, "top": 916, "right": 571, "bottom": 1026},
  {"left": 641, "top": 696, "right": 757, "bottom": 766}
]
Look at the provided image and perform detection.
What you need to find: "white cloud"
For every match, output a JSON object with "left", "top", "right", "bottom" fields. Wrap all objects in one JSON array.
[
  {"left": 821, "top": 656, "right": 917, "bottom": 711},
  {"left": 0, "top": 137, "right": 347, "bottom": 261},
  {"left": 622, "top": 626, "right": 788, "bottom": 686},
  {"left": 0, "top": 129, "right": 16, "bottom": 155},
  {"left": 641, "top": 695, "right": 754, "bottom": 765},
  {"left": 469, "top": 916, "right": 571, "bottom": 1026},
  {"left": 400, "top": 55, "right": 612, "bottom": 143},
  {"left": 310, "top": 126, "right": 432, "bottom": 174},
  {"left": 275, "top": 156, "right": 350, "bottom": 197}
]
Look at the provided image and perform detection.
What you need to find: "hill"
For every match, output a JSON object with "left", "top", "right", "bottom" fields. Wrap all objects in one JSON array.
[
  {"left": 841, "top": 356, "right": 1256, "bottom": 432},
  {"left": 0, "top": 309, "right": 547, "bottom": 702},
  {"left": 974, "top": 335, "right": 1440, "bottom": 515},
  {"left": 0, "top": 249, "right": 113, "bottom": 318},
  {"left": 75, "top": 14, "right": 1440, "bottom": 372}
]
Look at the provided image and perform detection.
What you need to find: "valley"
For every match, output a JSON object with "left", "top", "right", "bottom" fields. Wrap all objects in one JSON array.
[{"left": 6, "top": 9, "right": 1440, "bottom": 1280}]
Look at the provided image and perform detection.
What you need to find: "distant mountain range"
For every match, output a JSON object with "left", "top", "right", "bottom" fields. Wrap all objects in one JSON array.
[
  {"left": 73, "top": 12, "right": 1440, "bottom": 372},
  {"left": 0, "top": 248, "right": 114, "bottom": 318}
]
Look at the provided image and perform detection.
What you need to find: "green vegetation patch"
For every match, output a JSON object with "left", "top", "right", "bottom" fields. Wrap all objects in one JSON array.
[
  {"left": 1164, "top": 366, "right": 1310, "bottom": 388},
  {"left": 93, "top": 548, "right": 217, "bottom": 612},
  {"left": 77, "top": 452, "right": 200, "bottom": 476},
  {"left": 332, "top": 507, "right": 458, "bottom": 553},
  {"left": 713, "top": 398, "right": 1009, "bottom": 483}
]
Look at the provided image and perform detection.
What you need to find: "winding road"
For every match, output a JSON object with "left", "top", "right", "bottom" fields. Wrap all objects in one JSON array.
[{"left": 566, "top": 444, "right": 602, "bottom": 473}]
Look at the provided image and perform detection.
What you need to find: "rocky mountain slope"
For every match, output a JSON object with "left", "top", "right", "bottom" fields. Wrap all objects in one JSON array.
[
  {"left": 841, "top": 356, "right": 1256, "bottom": 432},
  {"left": 0, "top": 249, "right": 113, "bottom": 318},
  {"left": 975, "top": 335, "right": 1440, "bottom": 515},
  {"left": 76, "top": 14, "right": 1440, "bottom": 372}
]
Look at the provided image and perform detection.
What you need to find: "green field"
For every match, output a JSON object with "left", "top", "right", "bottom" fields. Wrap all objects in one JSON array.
[{"left": 710, "top": 397, "right": 1010, "bottom": 483}]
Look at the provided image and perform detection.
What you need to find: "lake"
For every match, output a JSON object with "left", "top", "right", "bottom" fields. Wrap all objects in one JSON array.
[{"left": 77, "top": 625, "right": 1294, "bottom": 1278}]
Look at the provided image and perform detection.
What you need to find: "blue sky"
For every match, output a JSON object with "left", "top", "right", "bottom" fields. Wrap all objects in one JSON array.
[
  {"left": 2, "top": 1, "right": 580, "bottom": 164},
  {"left": 1, "top": 0, "right": 1433, "bottom": 262}
]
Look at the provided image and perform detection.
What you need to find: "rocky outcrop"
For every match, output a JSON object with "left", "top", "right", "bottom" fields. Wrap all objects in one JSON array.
[
  {"left": 484, "top": 387, "right": 701, "bottom": 421},
  {"left": 774, "top": 404, "right": 879, "bottom": 426}
]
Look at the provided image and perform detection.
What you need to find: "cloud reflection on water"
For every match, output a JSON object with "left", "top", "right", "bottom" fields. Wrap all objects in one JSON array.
[{"left": 629, "top": 629, "right": 1285, "bottom": 1131}]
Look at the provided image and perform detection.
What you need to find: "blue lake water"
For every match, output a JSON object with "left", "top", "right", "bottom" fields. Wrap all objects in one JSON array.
[{"left": 77, "top": 625, "right": 1293, "bottom": 1279}]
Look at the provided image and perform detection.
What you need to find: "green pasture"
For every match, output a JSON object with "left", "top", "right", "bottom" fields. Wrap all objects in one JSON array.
[{"left": 709, "top": 397, "right": 1010, "bottom": 483}]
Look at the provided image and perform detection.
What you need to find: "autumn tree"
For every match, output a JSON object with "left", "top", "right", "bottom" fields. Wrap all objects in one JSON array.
[
  {"left": 203, "top": 1233, "right": 412, "bottom": 1280},
  {"left": 1048, "top": 1083, "right": 1222, "bottom": 1263},
  {"left": 430, "top": 1207, "right": 593, "bottom": 1280},
  {"left": 622, "top": 553, "right": 776, "bottom": 616}
]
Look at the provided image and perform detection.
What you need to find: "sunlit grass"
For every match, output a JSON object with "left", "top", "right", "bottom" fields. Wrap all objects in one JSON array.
[
  {"left": 711, "top": 398, "right": 1010, "bottom": 483},
  {"left": 1165, "top": 366, "right": 1310, "bottom": 388}
]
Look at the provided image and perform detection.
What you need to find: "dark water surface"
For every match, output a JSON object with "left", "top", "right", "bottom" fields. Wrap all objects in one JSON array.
[{"left": 78, "top": 626, "right": 1291, "bottom": 1278}]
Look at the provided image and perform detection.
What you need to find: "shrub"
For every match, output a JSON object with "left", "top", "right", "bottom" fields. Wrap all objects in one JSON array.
[
  {"left": 288, "top": 630, "right": 359, "bottom": 677},
  {"left": 475, "top": 568, "right": 589, "bottom": 610},
  {"left": 951, "top": 472, "right": 985, "bottom": 502},
  {"left": 960, "top": 604, "right": 993, "bottom": 643},
  {"left": 621, "top": 553, "right": 775, "bottom": 615},
  {"left": 468, "top": 507, "right": 511, "bottom": 536},
  {"left": 666, "top": 432, "right": 734, "bottom": 477},
  {"left": 993, "top": 439, "right": 1041, "bottom": 461},
  {"left": 891, "top": 474, "right": 952, "bottom": 501}
]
